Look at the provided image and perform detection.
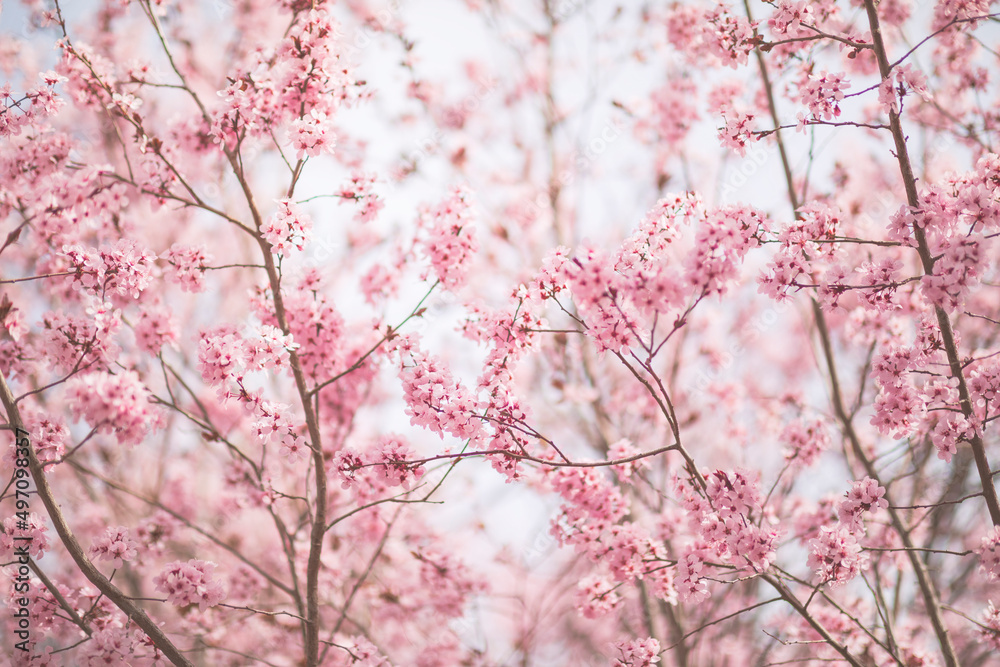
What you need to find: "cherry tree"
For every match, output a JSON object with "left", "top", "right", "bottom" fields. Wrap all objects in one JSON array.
[{"left": 2, "top": 0, "right": 1000, "bottom": 665}]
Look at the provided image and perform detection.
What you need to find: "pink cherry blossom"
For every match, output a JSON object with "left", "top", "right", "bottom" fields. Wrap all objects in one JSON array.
[
  {"left": 161, "top": 243, "right": 212, "bottom": 293},
  {"left": 838, "top": 477, "right": 888, "bottom": 534},
  {"left": 796, "top": 68, "right": 851, "bottom": 126},
  {"left": 980, "top": 601, "right": 1000, "bottom": 651},
  {"left": 416, "top": 186, "right": 478, "bottom": 291},
  {"left": 3, "top": 3, "right": 1000, "bottom": 665},
  {"left": 576, "top": 573, "right": 622, "bottom": 619},
  {"left": 977, "top": 527, "right": 1000, "bottom": 582},
  {"left": 1, "top": 513, "right": 50, "bottom": 560},
  {"left": 153, "top": 560, "right": 226, "bottom": 611},
  {"left": 612, "top": 637, "right": 661, "bottom": 667},
  {"left": 781, "top": 417, "right": 830, "bottom": 469},
  {"left": 65, "top": 371, "right": 163, "bottom": 447},
  {"left": 89, "top": 526, "right": 138, "bottom": 569},
  {"left": 808, "top": 525, "right": 869, "bottom": 586},
  {"left": 262, "top": 199, "right": 312, "bottom": 256},
  {"left": 290, "top": 108, "right": 336, "bottom": 158},
  {"left": 718, "top": 109, "right": 758, "bottom": 156}
]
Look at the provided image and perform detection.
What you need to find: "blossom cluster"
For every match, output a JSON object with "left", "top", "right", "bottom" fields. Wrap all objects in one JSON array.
[
  {"left": 198, "top": 323, "right": 297, "bottom": 389},
  {"left": 1, "top": 513, "right": 50, "bottom": 561},
  {"left": 338, "top": 170, "right": 384, "bottom": 223},
  {"left": 211, "top": 8, "right": 363, "bottom": 153},
  {"left": 666, "top": 5, "right": 757, "bottom": 69},
  {"left": 780, "top": 417, "right": 830, "bottom": 469},
  {"left": 682, "top": 469, "right": 778, "bottom": 575},
  {"left": 759, "top": 202, "right": 840, "bottom": 301},
  {"left": 718, "top": 109, "right": 758, "bottom": 156},
  {"left": 0, "top": 71, "right": 66, "bottom": 138},
  {"left": 531, "top": 196, "right": 767, "bottom": 353},
  {"left": 877, "top": 63, "right": 930, "bottom": 116},
  {"left": 807, "top": 477, "right": 886, "bottom": 586},
  {"left": 869, "top": 345, "right": 925, "bottom": 439},
  {"left": 796, "top": 68, "right": 850, "bottom": 127},
  {"left": 388, "top": 333, "right": 481, "bottom": 446},
  {"left": 333, "top": 434, "right": 426, "bottom": 497},
  {"left": 549, "top": 466, "right": 681, "bottom": 615},
  {"left": 978, "top": 527, "right": 1000, "bottom": 582},
  {"left": 251, "top": 270, "right": 346, "bottom": 382},
  {"left": 262, "top": 199, "right": 312, "bottom": 257},
  {"left": 767, "top": 1, "right": 817, "bottom": 38},
  {"left": 416, "top": 186, "right": 478, "bottom": 291},
  {"left": 65, "top": 371, "right": 163, "bottom": 447},
  {"left": 62, "top": 239, "right": 156, "bottom": 301},
  {"left": 39, "top": 310, "right": 118, "bottom": 371},
  {"left": 89, "top": 526, "right": 139, "bottom": 569},
  {"left": 161, "top": 243, "right": 212, "bottom": 293},
  {"left": 19, "top": 410, "right": 69, "bottom": 470},
  {"left": 612, "top": 637, "right": 661, "bottom": 667},
  {"left": 153, "top": 560, "right": 226, "bottom": 611}
]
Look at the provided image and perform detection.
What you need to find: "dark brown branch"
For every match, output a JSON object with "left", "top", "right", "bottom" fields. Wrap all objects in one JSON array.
[
  {"left": 0, "top": 372, "right": 194, "bottom": 667},
  {"left": 862, "top": 0, "right": 1000, "bottom": 529}
]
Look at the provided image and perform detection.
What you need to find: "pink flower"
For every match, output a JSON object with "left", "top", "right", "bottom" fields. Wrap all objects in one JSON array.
[
  {"left": 608, "top": 438, "right": 649, "bottom": 482},
  {"left": 808, "top": 525, "right": 869, "bottom": 586},
  {"left": 414, "top": 548, "right": 486, "bottom": 616},
  {"left": 417, "top": 186, "right": 478, "bottom": 291},
  {"left": 718, "top": 109, "right": 758, "bottom": 156},
  {"left": 262, "top": 199, "right": 312, "bottom": 256},
  {"left": 676, "top": 550, "right": 710, "bottom": 603},
  {"left": 161, "top": 243, "right": 212, "bottom": 293},
  {"left": 154, "top": 559, "right": 226, "bottom": 611},
  {"left": 613, "top": 637, "right": 661, "bottom": 666},
  {"left": 198, "top": 324, "right": 247, "bottom": 387},
  {"left": 796, "top": 68, "right": 850, "bottom": 127},
  {"left": 18, "top": 410, "right": 68, "bottom": 471},
  {"left": 89, "top": 526, "right": 138, "bottom": 569},
  {"left": 393, "top": 335, "right": 482, "bottom": 441},
  {"left": 1, "top": 513, "right": 50, "bottom": 560},
  {"left": 343, "top": 637, "right": 391, "bottom": 667},
  {"left": 66, "top": 371, "right": 163, "bottom": 447},
  {"left": 134, "top": 305, "right": 179, "bottom": 355},
  {"left": 370, "top": 434, "right": 424, "bottom": 490},
  {"left": 636, "top": 81, "right": 699, "bottom": 147},
  {"left": 685, "top": 205, "right": 769, "bottom": 297},
  {"left": 244, "top": 324, "right": 297, "bottom": 371},
  {"left": 666, "top": 5, "right": 756, "bottom": 69},
  {"left": 576, "top": 574, "right": 622, "bottom": 619},
  {"left": 838, "top": 477, "right": 888, "bottom": 534},
  {"left": 249, "top": 399, "right": 302, "bottom": 463},
  {"left": 559, "top": 246, "right": 640, "bottom": 352},
  {"left": 278, "top": 433, "right": 309, "bottom": 463},
  {"left": 705, "top": 469, "right": 760, "bottom": 519},
  {"left": 338, "top": 170, "right": 383, "bottom": 223},
  {"left": 930, "top": 413, "right": 971, "bottom": 463},
  {"left": 290, "top": 108, "right": 336, "bottom": 158},
  {"left": 980, "top": 601, "right": 1000, "bottom": 651},
  {"left": 870, "top": 381, "right": 925, "bottom": 439},
  {"left": 62, "top": 239, "right": 156, "bottom": 301},
  {"left": 262, "top": 272, "right": 345, "bottom": 381},
  {"left": 134, "top": 511, "right": 177, "bottom": 558},
  {"left": 977, "top": 527, "right": 1000, "bottom": 581},
  {"left": 360, "top": 262, "right": 399, "bottom": 305},
  {"left": 878, "top": 63, "right": 931, "bottom": 116},
  {"left": 332, "top": 447, "right": 365, "bottom": 490},
  {"left": 781, "top": 417, "right": 829, "bottom": 469},
  {"left": 81, "top": 627, "right": 133, "bottom": 667},
  {"left": 856, "top": 257, "right": 902, "bottom": 311},
  {"left": 768, "top": 2, "right": 815, "bottom": 38},
  {"left": 921, "top": 235, "right": 983, "bottom": 311}
]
